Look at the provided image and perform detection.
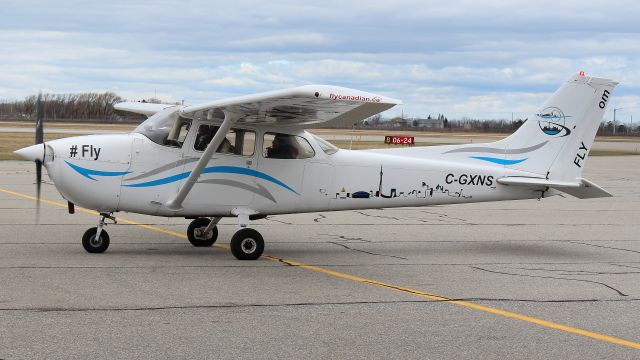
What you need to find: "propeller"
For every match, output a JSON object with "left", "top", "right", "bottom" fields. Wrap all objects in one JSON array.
[{"left": 35, "top": 93, "right": 44, "bottom": 222}]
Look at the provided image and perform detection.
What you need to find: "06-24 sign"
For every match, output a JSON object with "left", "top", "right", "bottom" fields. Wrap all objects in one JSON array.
[{"left": 385, "top": 135, "right": 414, "bottom": 145}]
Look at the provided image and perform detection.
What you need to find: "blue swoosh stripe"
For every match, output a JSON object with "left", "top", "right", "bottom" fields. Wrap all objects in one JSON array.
[
  {"left": 470, "top": 156, "right": 527, "bottom": 165},
  {"left": 123, "top": 166, "right": 299, "bottom": 195},
  {"left": 65, "top": 160, "right": 131, "bottom": 181}
]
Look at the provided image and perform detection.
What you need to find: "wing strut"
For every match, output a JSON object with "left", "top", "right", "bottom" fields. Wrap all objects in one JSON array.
[{"left": 166, "top": 110, "right": 237, "bottom": 211}]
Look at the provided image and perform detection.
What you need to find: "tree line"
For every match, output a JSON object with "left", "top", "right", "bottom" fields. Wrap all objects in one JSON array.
[
  {"left": 0, "top": 92, "right": 149, "bottom": 123},
  {"left": 360, "top": 113, "right": 526, "bottom": 133},
  {"left": 361, "top": 114, "right": 639, "bottom": 136}
]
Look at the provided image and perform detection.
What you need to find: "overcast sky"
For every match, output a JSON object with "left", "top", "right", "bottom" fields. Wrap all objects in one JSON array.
[{"left": 2, "top": 0, "right": 639, "bottom": 121}]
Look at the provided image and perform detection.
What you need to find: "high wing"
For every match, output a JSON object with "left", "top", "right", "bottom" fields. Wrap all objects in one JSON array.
[{"left": 179, "top": 85, "right": 402, "bottom": 127}]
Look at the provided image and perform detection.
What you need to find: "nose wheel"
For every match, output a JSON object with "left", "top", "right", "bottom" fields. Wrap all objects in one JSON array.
[
  {"left": 82, "top": 213, "right": 114, "bottom": 253},
  {"left": 82, "top": 228, "right": 110, "bottom": 253}
]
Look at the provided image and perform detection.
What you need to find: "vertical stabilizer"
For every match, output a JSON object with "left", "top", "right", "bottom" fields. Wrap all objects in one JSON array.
[{"left": 500, "top": 74, "right": 618, "bottom": 181}]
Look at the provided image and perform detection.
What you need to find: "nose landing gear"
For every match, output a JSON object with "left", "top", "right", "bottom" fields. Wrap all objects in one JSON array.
[{"left": 82, "top": 212, "right": 115, "bottom": 253}]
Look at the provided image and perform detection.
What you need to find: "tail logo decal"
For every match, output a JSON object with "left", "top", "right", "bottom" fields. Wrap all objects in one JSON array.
[{"left": 536, "top": 107, "right": 572, "bottom": 137}]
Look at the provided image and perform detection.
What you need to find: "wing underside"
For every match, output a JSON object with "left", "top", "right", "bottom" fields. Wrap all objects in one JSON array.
[{"left": 180, "top": 85, "right": 401, "bottom": 127}]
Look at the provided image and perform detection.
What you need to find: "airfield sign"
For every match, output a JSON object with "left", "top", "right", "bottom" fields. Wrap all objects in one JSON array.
[{"left": 385, "top": 135, "right": 414, "bottom": 145}]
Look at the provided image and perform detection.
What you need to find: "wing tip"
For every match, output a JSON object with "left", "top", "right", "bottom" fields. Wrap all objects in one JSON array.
[{"left": 298, "top": 84, "right": 402, "bottom": 106}]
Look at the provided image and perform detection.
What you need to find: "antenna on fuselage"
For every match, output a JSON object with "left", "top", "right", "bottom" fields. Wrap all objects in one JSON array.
[{"left": 377, "top": 165, "right": 384, "bottom": 197}]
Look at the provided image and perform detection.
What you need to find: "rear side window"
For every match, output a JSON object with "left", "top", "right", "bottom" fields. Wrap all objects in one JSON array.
[
  {"left": 263, "top": 133, "right": 315, "bottom": 159},
  {"left": 239, "top": 130, "right": 256, "bottom": 156}
]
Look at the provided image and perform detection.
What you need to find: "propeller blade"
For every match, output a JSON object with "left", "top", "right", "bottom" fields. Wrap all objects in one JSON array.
[
  {"left": 36, "top": 93, "right": 43, "bottom": 145},
  {"left": 35, "top": 159, "right": 42, "bottom": 222},
  {"left": 35, "top": 93, "right": 44, "bottom": 222}
]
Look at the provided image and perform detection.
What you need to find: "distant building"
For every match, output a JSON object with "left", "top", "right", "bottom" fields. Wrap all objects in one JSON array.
[{"left": 410, "top": 118, "right": 444, "bottom": 129}]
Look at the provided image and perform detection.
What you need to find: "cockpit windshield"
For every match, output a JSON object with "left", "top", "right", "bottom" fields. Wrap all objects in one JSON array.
[{"left": 134, "top": 110, "right": 192, "bottom": 148}]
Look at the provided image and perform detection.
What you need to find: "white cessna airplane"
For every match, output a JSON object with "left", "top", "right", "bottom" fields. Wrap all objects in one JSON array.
[{"left": 15, "top": 73, "right": 616, "bottom": 260}]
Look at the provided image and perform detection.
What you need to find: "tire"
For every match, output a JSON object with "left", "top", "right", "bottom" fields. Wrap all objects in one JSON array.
[
  {"left": 82, "top": 227, "right": 110, "bottom": 253},
  {"left": 230, "top": 228, "right": 264, "bottom": 260},
  {"left": 187, "top": 218, "right": 218, "bottom": 247}
]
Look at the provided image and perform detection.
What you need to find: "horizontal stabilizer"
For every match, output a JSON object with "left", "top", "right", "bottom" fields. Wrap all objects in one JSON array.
[{"left": 497, "top": 176, "right": 611, "bottom": 199}]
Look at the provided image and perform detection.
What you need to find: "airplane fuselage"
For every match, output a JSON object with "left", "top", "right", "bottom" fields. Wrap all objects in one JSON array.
[
  {"left": 15, "top": 74, "right": 616, "bottom": 259},
  {"left": 44, "top": 128, "right": 541, "bottom": 218}
]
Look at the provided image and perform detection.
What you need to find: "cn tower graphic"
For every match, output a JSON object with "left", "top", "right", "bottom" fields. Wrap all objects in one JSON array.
[{"left": 377, "top": 166, "right": 383, "bottom": 197}]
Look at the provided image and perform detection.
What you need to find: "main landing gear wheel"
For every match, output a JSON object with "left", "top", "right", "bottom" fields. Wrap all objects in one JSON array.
[
  {"left": 230, "top": 228, "right": 264, "bottom": 260},
  {"left": 187, "top": 218, "right": 218, "bottom": 247},
  {"left": 82, "top": 227, "right": 110, "bottom": 253}
]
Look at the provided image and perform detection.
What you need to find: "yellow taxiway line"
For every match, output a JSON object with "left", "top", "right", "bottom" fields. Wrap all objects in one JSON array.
[{"left": 1, "top": 186, "right": 638, "bottom": 351}]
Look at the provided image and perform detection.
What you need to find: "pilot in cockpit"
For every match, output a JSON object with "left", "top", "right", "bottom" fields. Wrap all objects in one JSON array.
[
  {"left": 266, "top": 134, "right": 299, "bottom": 159},
  {"left": 194, "top": 125, "right": 212, "bottom": 151}
]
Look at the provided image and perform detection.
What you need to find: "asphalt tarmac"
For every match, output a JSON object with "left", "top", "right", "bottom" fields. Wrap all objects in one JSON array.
[{"left": 0, "top": 157, "right": 639, "bottom": 359}]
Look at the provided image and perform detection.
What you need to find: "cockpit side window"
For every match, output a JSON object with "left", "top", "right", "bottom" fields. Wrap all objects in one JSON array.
[
  {"left": 263, "top": 133, "right": 315, "bottom": 159},
  {"left": 164, "top": 118, "right": 191, "bottom": 148},
  {"left": 193, "top": 124, "right": 255, "bottom": 156},
  {"left": 194, "top": 124, "right": 215, "bottom": 151}
]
